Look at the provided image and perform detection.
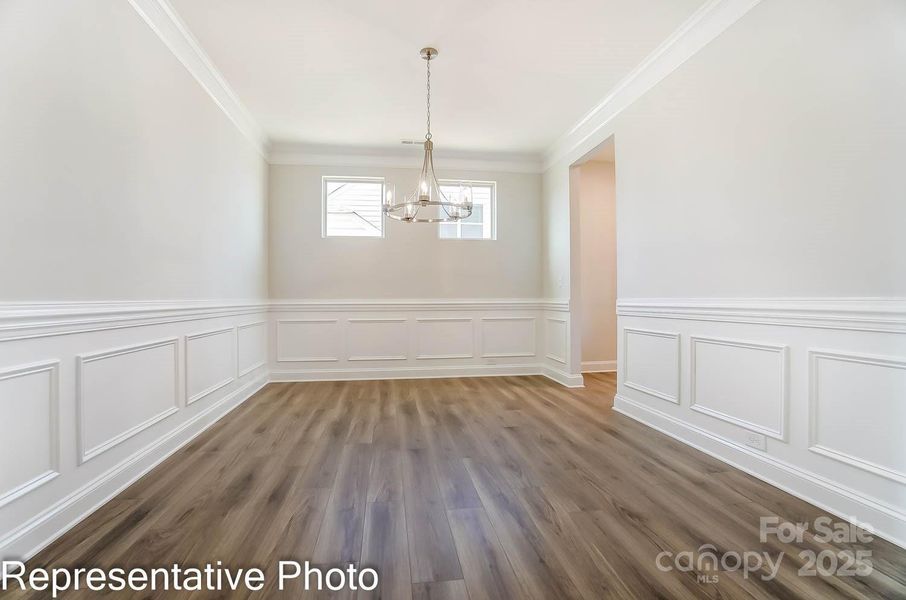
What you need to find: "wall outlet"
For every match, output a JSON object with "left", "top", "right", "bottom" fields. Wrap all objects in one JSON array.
[{"left": 744, "top": 432, "right": 767, "bottom": 451}]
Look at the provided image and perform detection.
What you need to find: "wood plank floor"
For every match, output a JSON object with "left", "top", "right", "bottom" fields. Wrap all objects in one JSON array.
[{"left": 10, "top": 374, "right": 906, "bottom": 599}]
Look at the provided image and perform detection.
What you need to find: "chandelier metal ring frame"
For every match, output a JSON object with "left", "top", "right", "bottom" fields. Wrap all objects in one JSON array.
[{"left": 383, "top": 48, "right": 474, "bottom": 224}]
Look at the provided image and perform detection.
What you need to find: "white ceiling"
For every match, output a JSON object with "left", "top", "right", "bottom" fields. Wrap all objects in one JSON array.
[{"left": 169, "top": 0, "right": 705, "bottom": 156}]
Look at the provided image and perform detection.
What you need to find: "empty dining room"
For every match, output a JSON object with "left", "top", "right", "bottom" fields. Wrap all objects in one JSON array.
[{"left": 1, "top": 0, "right": 905, "bottom": 598}]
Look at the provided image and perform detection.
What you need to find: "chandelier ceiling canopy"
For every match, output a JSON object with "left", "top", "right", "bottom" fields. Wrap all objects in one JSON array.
[{"left": 383, "top": 48, "right": 473, "bottom": 224}]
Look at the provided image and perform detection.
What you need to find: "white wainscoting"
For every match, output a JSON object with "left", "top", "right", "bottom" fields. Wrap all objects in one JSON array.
[
  {"left": 544, "top": 317, "right": 568, "bottom": 364},
  {"left": 0, "top": 301, "right": 268, "bottom": 560},
  {"left": 77, "top": 338, "right": 180, "bottom": 464},
  {"left": 237, "top": 321, "right": 267, "bottom": 377},
  {"left": 269, "top": 299, "right": 581, "bottom": 385},
  {"left": 622, "top": 328, "right": 680, "bottom": 404},
  {"left": 809, "top": 350, "right": 906, "bottom": 485},
  {"left": 689, "top": 336, "right": 788, "bottom": 440},
  {"left": 614, "top": 298, "right": 906, "bottom": 549},
  {"left": 185, "top": 328, "right": 236, "bottom": 405},
  {"left": 416, "top": 318, "right": 474, "bottom": 360},
  {"left": 347, "top": 318, "right": 408, "bottom": 361},
  {"left": 276, "top": 319, "right": 340, "bottom": 362},
  {"left": 480, "top": 317, "right": 536, "bottom": 358},
  {"left": 0, "top": 361, "right": 60, "bottom": 510}
]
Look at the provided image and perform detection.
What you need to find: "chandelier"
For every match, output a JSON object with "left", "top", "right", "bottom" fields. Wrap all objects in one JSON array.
[{"left": 383, "top": 48, "right": 473, "bottom": 223}]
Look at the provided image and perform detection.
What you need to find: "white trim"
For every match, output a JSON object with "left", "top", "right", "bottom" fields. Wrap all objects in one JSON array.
[
  {"left": 346, "top": 318, "right": 408, "bottom": 362},
  {"left": 270, "top": 299, "right": 567, "bottom": 313},
  {"left": 125, "top": 0, "right": 267, "bottom": 156},
  {"left": 614, "top": 393, "right": 906, "bottom": 550},
  {"left": 809, "top": 350, "right": 906, "bottom": 486},
  {"left": 321, "top": 175, "right": 386, "bottom": 238},
  {"left": 480, "top": 316, "right": 537, "bottom": 358},
  {"left": 347, "top": 318, "right": 408, "bottom": 323},
  {"left": 544, "top": 0, "right": 764, "bottom": 169},
  {"left": 581, "top": 360, "right": 616, "bottom": 373},
  {"left": 544, "top": 317, "right": 568, "bottom": 363},
  {"left": 0, "top": 299, "right": 559, "bottom": 333},
  {"left": 236, "top": 321, "right": 268, "bottom": 377},
  {"left": 414, "top": 317, "right": 475, "bottom": 360},
  {"left": 76, "top": 338, "right": 180, "bottom": 464},
  {"left": 0, "top": 300, "right": 268, "bottom": 342},
  {"left": 0, "top": 361, "right": 61, "bottom": 510},
  {"left": 437, "top": 180, "right": 497, "bottom": 241},
  {"left": 275, "top": 319, "right": 340, "bottom": 363},
  {"left": 184, "top": 327, "right": 237, "bottom": 406},
  {"left": 268, "top": 143, "right": 543, "bottom": 173},
  {"left": 689, "top": 336, "right": 788, "bottom": 441},
  {"left": 616, "top": 297, "right": 906, "bottom": 334},
  {"left": 622, "top": 327, "right": 681, "bottom": 404},
  {"left": 1, "top": 375, "right": 267, "bottom": 560},
  {"left": 541, "top": 365, "right": 585, "bottom": 388},
  {"left": 271, "top": 364, "right": 580, "bottom": 388},
  {"left": 272, "top": 364, "right": 539, "bottom": 382}
]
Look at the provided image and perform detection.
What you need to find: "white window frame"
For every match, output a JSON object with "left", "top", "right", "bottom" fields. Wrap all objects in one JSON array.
[
  {"left": 321, "top": 175, "right": 386, "bottom": 238},
  {"left": 437, "top": 179, "right": 497, "bottom": 241}
]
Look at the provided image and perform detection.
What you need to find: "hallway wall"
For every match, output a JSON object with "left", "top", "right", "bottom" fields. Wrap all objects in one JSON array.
[{"left": 578, "top": 160, "right": 617, "bottom": 371}]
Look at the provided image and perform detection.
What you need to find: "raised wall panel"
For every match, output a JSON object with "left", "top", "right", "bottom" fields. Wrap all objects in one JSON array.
[
  {"left": 185, "top": 328, "right": 235, "bottom": 405},
  {"left": 545, "top": 317, "right": 567, "bottom": 363},
  {"left": 690, "top": 336, "right": 787, "bottom": 440},
  {"left": 276, "top": 319, "right": 340, "bottom": 362},
  {"left": 77, "top": 339, "right": 179, "bottom": 464},
  {"left": 347, "top": 318, "right": 407, "bottom": 361},
  {"left": 810, "top": 351, "right": 906, "bottom": 484},
  {"left": 481, "top": 317, "right": 536, "bottom": 358},
  {"left": 415, "top": 318, "right": 473, "bottom": 359},
  {"left": 0, "top": 361, "right": 59, "bottom": 508},
  {"left": 623, "top": 328, "right": 680, "bottom": 404},
  {"left": 237, "top": 321, "right": 267, "bottom": 376}
]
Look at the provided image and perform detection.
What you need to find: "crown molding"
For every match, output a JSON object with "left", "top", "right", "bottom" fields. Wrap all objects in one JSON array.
[
  {"left": 127, "top": 0, "right": 764, "bottom": 171},
  {"left": 543, "top": 0, "right": 764, "bottom": 170},
  {"left": 267, "top": 143, "right": 544, "bottom": 174},
  {"left": 126, "top": 0, "right": 269, "bottom": 157}
]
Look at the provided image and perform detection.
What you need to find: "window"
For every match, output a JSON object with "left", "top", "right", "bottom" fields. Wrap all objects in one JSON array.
[
  {"left": 322, "top": 176, "right": 385, "bottom": 237},
  {"left": 438, "top": 180, "right": 496, "bottom": 240}
]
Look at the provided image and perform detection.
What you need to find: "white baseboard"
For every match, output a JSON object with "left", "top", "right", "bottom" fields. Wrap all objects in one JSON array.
[
  {"left": 1, "top": 375, "right": 268, "bottom": 560},
  {"left": 542, "top": 365, "right": 585, "bottom": 388},
  {"left": 271, "top": 364, "right": 542, "bottom": 382},
  {"left": 581, "top": 360, "right": 616, "bottom": 373},
  {"left": 614, "top": 394, "right": 906, "bottom": 550},
  {"left": 271, "top": 363, "right": 585, "bottom": 388}
]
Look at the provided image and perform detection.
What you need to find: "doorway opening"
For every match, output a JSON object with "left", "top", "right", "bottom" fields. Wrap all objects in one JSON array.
[{"left": 573, "top": 137, "right": 617, "bottom": 378}]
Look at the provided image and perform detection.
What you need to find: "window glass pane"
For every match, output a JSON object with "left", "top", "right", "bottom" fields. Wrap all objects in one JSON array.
[
  {"left": 461, "top": 224, "right": 484, "bottom": 240},
  {"left": 439, "top": 222, "right": 458, "bottom": 239},
  {"left": 463, "top": 204, "right": 483, "bottom": 224},
  {"left": 325, "top": 179, "right": 383, "bottom": 237},
  {"left": 438, "top": 182, "right": 495, "bottom": 240}
]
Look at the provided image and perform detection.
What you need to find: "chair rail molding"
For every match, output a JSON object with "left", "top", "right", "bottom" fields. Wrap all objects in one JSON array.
[{"left": 617, "top": 297, "right": 906, "bottom": 333}]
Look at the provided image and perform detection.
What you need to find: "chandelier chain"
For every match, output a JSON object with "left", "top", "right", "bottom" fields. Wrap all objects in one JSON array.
[
  {"left": 426, "top": 56, "right": 432, "bottom": 140},
  {"left": 383, "top": 47, "right": 472, "bottom": 223}
]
